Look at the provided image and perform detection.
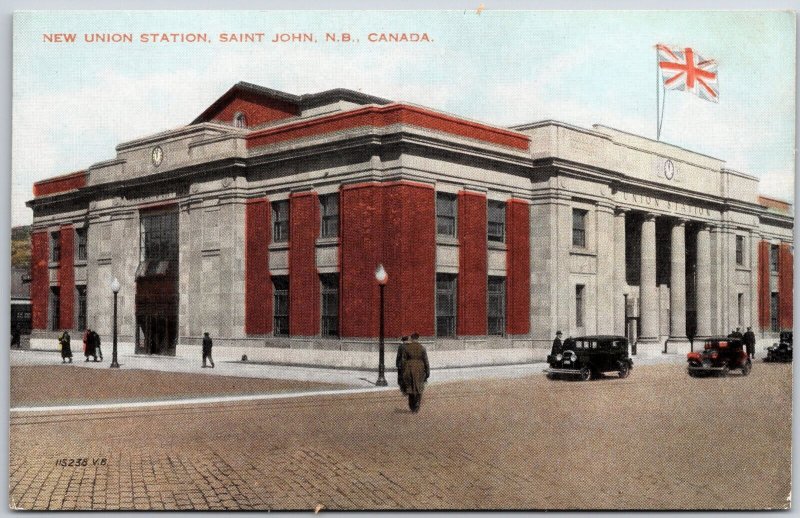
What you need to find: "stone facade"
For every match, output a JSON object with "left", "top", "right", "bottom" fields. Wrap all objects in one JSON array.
[{"left": 27, "top": 82, "right": 794, "bottom": 367}]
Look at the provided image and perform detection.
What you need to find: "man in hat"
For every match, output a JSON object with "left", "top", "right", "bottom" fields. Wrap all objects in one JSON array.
[
  {"left": 396, "top": 335, "right": 409, "bottom": 394},
  {"left": 551, "top": 331, "right": 564, "bottom": 356},
  {"left": 743, "top": 326, "right": 756, "bottom": 359},
  {"left": 59, "top": 330, "right": 72, "bottom": 363},
  {"left": 202, "top": 332, "right": 215, "bottom": 368},
  {"left": 400, "top": 332, "right": 430, "bottom": 413}
]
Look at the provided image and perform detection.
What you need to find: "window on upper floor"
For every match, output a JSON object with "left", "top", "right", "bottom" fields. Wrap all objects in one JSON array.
[
  {"left": 50, "top": 231, "right": 61, "bottom": 262},
  {"left": 436, "top": 193, "right": 457, "bottom": 238},
  {"left": 735, "top": 235, "right": 745, "bottom": 266},
  {"left": 572, "top": 209, "right": 587, "bottom": 248},
  {"left": 76, "top": 228, "right": 87, "bottom": 261},
  {"left": 272, "top": 200, "right": 289, "bottom": 243},
  {"left": 770, "top": 244, "right": 779, "bottom": 273},
  {"left": 233, "top": 112, "right": 247, "bottom": 128},
  {"left": 487, "top": 201, "right": 506, "bottom": 243},
  {"left": 320, "top": 193, "right": 339, "bottom": 239}
]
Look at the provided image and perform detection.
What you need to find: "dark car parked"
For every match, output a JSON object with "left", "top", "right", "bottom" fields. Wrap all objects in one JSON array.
[
  {"left": 545, "top": 335, "right": 633, "bottom": 381},
  {"left": 765, "top": 330, "right": 792, "bottom": 363},
  {"left": 687, "top": 337, "right": 751, "bottom": 377}
]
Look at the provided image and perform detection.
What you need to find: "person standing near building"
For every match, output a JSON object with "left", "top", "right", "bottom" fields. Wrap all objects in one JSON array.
[
  {"left": 202, "top": 332, "right": 215, "bottom": 368},
  {"left": 551, "top": 331, "right": 564, "bottom": 356},
  {"left": 10, "top": 326, "right": 20, "bottom": 349},
  {"left": 731, "top": 327, "right": 743, "bottom": 339},
  {"left": 59, "top": 330, "right": 72, "bottom": 363},
  {"left": 83, "top": 328, "right": 98, "bottom": 362},
  {"left": 92, "top": 329, "right": 103, "bottom": 362},
  {"left": 396, "top": 335, "right": 409, "bottom": 394},
  {"left": 743, "top": 326, "right": 756, "bottom": 360},
  {"left": 401, "top": 332, "right": 430, "bottom": 413}
]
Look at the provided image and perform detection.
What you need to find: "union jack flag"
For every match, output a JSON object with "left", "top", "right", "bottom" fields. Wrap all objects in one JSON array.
[{"left": 657, "top": 44, "right": 719, "bottom": 103}]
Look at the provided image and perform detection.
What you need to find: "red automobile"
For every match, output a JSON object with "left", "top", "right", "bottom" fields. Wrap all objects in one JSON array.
[{"left": 687, "top": 337, "right": 752, "bottom": 377}]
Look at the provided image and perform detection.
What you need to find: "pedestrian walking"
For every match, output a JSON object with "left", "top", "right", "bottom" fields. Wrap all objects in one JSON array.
[
  {"left": 400, "top": 332, "right": 429, "bottom": 413},
  {"left": 396, "top": 336, "right": 409, "bottom": 394},
  {"left": 743, "top": 326, "right": 756, "bottom": 359},
  {"left": 83, "top": 328, "right": 98, "bottom": 362},
  {"left": 59, "top": 330, "right": 72, "bottom": 363},
  {"left": 202, "top": 332, "right": 215, "bottom": 368},
  {"left": 92, "top": 330, "right": 103, "bottom": 362},
  {"left": 10, "top": 327, "right": 20, "bottom": 349},
  {"left": 731, "top": 327, "right": 743, "bottom": 339},
  {"left": 550, "top": 331, "right": 564, "bottom": 356}
]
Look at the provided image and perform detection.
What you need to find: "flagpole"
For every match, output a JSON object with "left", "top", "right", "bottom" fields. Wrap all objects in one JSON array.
[{"left": 656, "top": 48, "right": 660, "bottom": 141}]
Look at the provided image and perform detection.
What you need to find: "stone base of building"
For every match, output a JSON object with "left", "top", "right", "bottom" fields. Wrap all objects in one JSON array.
[
  {"left": 633, "top": 337, "right": 664, "bottom": 358},
  {"left": 664, "top": 338, "right": 692, "bottom": 355}
]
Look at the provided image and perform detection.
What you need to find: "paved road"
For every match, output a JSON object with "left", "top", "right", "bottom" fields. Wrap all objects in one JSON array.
[{"left": 9, "top": 361, "right": 791, "bottom": 511}]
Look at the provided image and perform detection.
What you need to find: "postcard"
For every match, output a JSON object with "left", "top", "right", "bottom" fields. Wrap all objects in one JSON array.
[{"left": 9, "top": 9, "right": 794, "bottom": 510}]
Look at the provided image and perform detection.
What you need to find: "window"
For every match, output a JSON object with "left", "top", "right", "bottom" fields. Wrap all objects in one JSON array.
[
  {"left": 572, "top": 209, "right": 587, "bottom": 248},
  {"left": 436, "top": 274, "right": 457, "bottom": 337},
  {"left": 76, "top": 228, "right": 88, "bottom": 261},
  {"left": 320, "top": 194, "right": 339, "bottom": 238},
  {"left": 273, "top": 276, "right": 289, "bottom": 336},
  {"left": 320, "top": 274, "right": 339, "bottom": 337},
  {"left": 76, "top": 286, "right": 87, "bottom": 331},
  {"left": 487, "top": 277, "right": 506, "bottom": 336},
  {"left": 770, "top": 292, "right": 779, "bottom": 332},
  {"left": 576, "top": 284, "right": 585, "bottom": 328},
  {"left": 233, "top": 112, "right": 247, "bottom": 128},
  {"left": 487, "top": 201, "right": 505, "bottom": 243},
  {"left": 50, "top": 231, "right": 61, "bottom": 262},
  {"left": 737, "top": 293, "right": 744, "bottom": 328},
  {"left": 436, "top": 193, "right": 457, "bottom": 238},
  {"left": 770, "top": 244, "right": 779, "bottom": 272},
  {"left": 735, "top": 235, "right": 745, "bottom": 266},
  {"left": 272, "top": 201, "right": 289, "bottom": 243},
  {"left": 140, "top": 211, "right": 178, "bottom": 262},
  {"left": 49, "top": 287, "right": 60, "bottom": 331}
]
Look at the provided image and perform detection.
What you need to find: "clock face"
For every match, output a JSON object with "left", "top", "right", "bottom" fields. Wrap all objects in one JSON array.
[
  {"left": 663, "top": 159, "right": 675, "bottom": 180},
  {"left": 151, "top": 146, "right": 163, "bottom": 167}
]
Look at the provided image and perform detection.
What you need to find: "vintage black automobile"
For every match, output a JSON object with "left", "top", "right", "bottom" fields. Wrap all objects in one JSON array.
[
  {"left": 765, "top": 330, "right": 793, "bottom": 363},
  {"left": 687, "top": 337, "right": 751, "bottom": 376},
  {"left": 544, "top": 335, "right": 633, "bottom": 381}
]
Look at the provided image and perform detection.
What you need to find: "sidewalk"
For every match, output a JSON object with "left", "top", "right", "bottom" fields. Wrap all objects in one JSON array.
[{"left": 10, "top": 347, "right": 690, "bottom": 388}]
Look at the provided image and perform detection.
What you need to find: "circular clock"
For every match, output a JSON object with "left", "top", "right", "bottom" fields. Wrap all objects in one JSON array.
[
  {"left": 663, "top": 159, "right": 675, "bottom": 180},
  {"left": 151, "top": 146, "right": 163, "bottom": 167}
]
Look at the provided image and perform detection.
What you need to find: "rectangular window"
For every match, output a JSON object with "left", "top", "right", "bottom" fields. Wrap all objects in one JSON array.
[
  {"left": 487, "top": 276, "right": 506, "bottom": 336},
  {"left": 436, "top": 193, "right": 457, "bottom": 238},
  {"left": 76, "top": 228, "right": 88, "bottom": 261},
  {"left": 50, "top": 231, "right": 61, "bottom": 262},
  {"left": 735, "top": 235, "right": 745, "bottom": 266},
  {"left": 487, "top": 201, "right": 506, "bottom": 243},
  {"left": 320, "top": 274, "right": 339, "bottom": 337},
  {"left": 576, "top": 284, "right": 585, "bottom": 328},
  {"left": 272, "top": 200, "right": 289, "bottom": 243},
  {"left": 770, "top": 244, "right": 779, "bottom": 272},
  {"left": 436, "top": 273, "right": 457, "bottom": 337},
  {"left": 76, "top": 286, "right": 87, "bottom": 331},
  {"left": 49, "top": 287, "right": 60, "bottom": 331},
  {"left": 572, "top": 209, "right": 587, "bottom": 248},
  {"left": 273, "top": 276, "right": 289, "bottom": 336},
  {"left": 140, "top": 211, "right": 178, "bottom": 263},
  {"left": 737, "top": 293, "right": 744, "bottom": 328},
  {"left": 770, "top": 292, "right": 779, "bottom": 332},
  {"left": 320, "top": 194, "right": 339, "bottom": 238}
]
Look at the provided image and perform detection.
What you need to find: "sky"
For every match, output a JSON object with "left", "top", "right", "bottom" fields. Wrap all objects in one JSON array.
[{"left": 11, "top": 10, "right": 796, "bottom": 226}]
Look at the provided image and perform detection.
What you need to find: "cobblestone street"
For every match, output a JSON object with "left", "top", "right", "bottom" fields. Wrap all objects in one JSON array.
[{"left": 10, "top": 361, "right": 792, "bottom": 510}]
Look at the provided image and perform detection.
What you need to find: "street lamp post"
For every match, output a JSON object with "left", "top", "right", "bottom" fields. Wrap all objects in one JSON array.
[
  {"left": 110, "top": 277, "right": 121, "bottom": 368},
  {"left": 375, "top": 264, "right": 388, "bottom": 387}
]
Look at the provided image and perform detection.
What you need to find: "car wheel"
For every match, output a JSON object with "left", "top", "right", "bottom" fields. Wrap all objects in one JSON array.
[
  {"left": 546, "top": 372, "right": 555, "bottom": 380},
  {"left": 618, "top": 363, "right": 630, "bottom": 379},
  {"left": 579, "top": 367, "right": 591, "bottom": 381},
  {"left": 687, "top": 369, "right": 696, "bottom": 377},
  {"left": 741, "top": 361, "right": 752, "bottom": 376},
  {"left": 720, "top": 365, "right": 730, "bottom": 377}
]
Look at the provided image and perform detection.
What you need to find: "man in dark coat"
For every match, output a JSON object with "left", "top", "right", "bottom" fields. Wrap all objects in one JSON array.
[
  {"left": 91, "top": 330, "right": 103, "bottom": 362},
  {"left": 396, "top": 336, "right": 409, "bottom": 394},
  {"left": 59, "top": 330, "right": 72, "bottom": 363},
  {"left": 743, "top": 326, "right": 756, "bottom": 359},
  {"left": 731, "top": 327, "right": 744, "bottom": 339},
  {"left": 10, "top": 327, "right": 20, "bottom": 349},
  {"left": 401, "top": 332, "right": 430, "bottom": 413},
  {"left": 551, "top": 331, "right": 564, "bottom": 356},
  {"left": 202, "top": 332, "right": 215, "bottom": 368},
  {"left": 83, "top": 328, "right": 98, "bottom": 362}
]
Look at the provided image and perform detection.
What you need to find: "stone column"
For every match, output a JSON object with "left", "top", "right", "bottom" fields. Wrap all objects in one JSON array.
[
  {"left": 696, "top": 224, "right": 712, "bottom": 338},
  {"left": 613, "top": 208, "right": 628, "bottom": 336},
  {"left": 666, "top": 219, "right": 689, "bottom": 353},
  {"left": 596, "top": 204, "right": 615, "bottom": 335},
  {"left": 637, "top": 213, "right": 660, "bottom": 352}
]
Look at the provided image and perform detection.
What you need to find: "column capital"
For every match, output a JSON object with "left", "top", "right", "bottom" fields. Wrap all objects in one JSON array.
[
  {"left": 671, "top": 217, "right": 688, "bottom": 227},
  {"left": 642, "top": 212, "right": 657, "bottom": 222},
  {"left": 613, "top": 206, "right": 630, "bottom": 216}
]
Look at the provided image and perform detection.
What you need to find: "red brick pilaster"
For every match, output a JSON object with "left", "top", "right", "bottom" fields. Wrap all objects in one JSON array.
[
  {"left": 757, "top": 240, "right": 771, "bottom": 329},
  {"left": 778, "top": 242, "right": 793, "bottom": 330},
  {"left": 245, "top": 198, "right": 271, "bottom": 334},
  {"left": 506, "top": 199, "right": 530, "bottom": 335},
  {"left": 30, "top": 231, "right": 49, "bottom": 330},
  {"left": 457, "top": 191, "right": 487, "bottom": 336},
  {"left": 289, "top": 191, "right": 321, "bottom": 336}
]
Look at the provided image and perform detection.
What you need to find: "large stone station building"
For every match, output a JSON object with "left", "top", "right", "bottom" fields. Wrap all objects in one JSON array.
[{"left": 27, "top": 82, "right": 794, "bottom": 367}]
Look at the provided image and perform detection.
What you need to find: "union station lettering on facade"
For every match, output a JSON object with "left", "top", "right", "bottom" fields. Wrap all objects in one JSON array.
[{"left": 27, "top": 82, "right": 794, "bottom": 367}]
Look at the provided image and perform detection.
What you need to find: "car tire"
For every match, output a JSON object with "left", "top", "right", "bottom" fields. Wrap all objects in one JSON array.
[
  {"left": 741, "top": 361, "right": 752, "bottom": 376},
  {"left": 546, "top": 372, "right": 555, "bottom": 380},
  {"left": 618, "top": 363, "right": 630, "bottom": 379},
  {"left": 687, "top": 369, "right": 696, "bottom": 377},
  {"left": 720, "top": 365, "right": 730, "bottom": 377},
  {"left": 579, "top": 367, "right": 591, "bottom": 381}
]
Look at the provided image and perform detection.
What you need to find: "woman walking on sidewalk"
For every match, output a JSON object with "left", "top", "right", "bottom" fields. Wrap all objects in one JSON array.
[
  {"left": 400, "top": 332, "right": 429, "bottom": 413},
  {"left": 59, "top": 330, "right": 72, "bottom": 363}
]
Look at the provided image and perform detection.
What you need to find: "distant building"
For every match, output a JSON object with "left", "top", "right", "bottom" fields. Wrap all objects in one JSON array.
[
  {"left": 26, "top": 82, "right": 794, "bottom": 366},
  {"left": 11, "top": 266, "right": 31, "bottom": 335}
]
